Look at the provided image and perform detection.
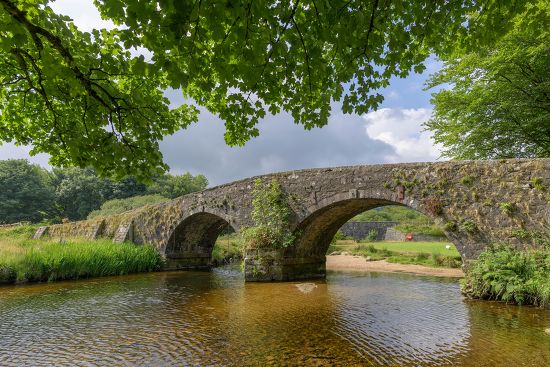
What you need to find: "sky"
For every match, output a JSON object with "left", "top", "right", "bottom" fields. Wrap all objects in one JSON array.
[{"left": 0, "top": 0, "right": 445, "bottom": 186}]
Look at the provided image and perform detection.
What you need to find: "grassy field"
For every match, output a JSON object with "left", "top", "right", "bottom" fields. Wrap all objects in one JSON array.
[
  {"left": 330, "top": 240, "right": 460, "bottom": 257},
  {"left": 328, "top": 240, "right": 462, "bottom": 268},
  {"left": 0, "top": 225, "right": 163, "bottom": 284}
]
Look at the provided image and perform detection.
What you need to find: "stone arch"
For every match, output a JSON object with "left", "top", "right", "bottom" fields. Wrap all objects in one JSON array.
[
  {"left": 286, "top": 196, "right": 463, "bottom": 260},
  {"left": 163, "top": 211, "right": 233, "bottom": 270}
]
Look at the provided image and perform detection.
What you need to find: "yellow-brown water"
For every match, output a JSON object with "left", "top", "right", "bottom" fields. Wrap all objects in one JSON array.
[{"left": 0, "top": 268, "right": 549, "bottom": 366}]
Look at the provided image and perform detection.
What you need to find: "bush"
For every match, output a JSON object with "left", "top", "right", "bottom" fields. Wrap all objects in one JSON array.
[
  {"left": 462, "top": 245, "right": 550, "bottom": 307},
  {"left": 241, "top": 179, "right": 295, "bottom": 250},
  {"left": 363, "top": 229, "right": 378, "bottom": 242}
]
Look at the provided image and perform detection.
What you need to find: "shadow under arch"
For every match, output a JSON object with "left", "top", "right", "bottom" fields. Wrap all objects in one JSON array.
[
  {"left": 164, "top": 212, "right": 233, "bottom": 270},
  {"left": 285, "top": 197, "right": 463, "bottom": 261}
]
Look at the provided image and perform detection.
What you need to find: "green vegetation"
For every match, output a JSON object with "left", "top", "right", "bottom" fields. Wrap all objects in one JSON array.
[
  {"left": 88, "top": 195, "right": 170, "bottom": 219},
  {"left": 0, "top": 159, "right": 208, "bottom": 223},
  {"left": 212, "top": 234, "right": 244, "bottom": 265},
  {"left": 426, "top": 1, "right": 550, "bottom": 159},
  {"left": 363, "top": 229, "right": 378, "bottom": 242},
  {"left": 499, "top": 202, "right": 515, "bottom": 216},
  {"left": 351, "top": 206, "right": 445, "bottom": 237},
  {"left": 462, "top": 245, "right": 550, "bottom": 307},
  {"left": 0, "top": 160, "right": 55, "bottom": 223},
  {"left": 328, "top": 240, "right": 462, "bottom": 269},
  {"left": 0, "top": 225, "right": 163, "bottom": 284},
  {"left": 0, "top": 1, "right": 534, "bottom": 177},
  {"left": 241, "top": 179, "right": 295, "bottom": 250}
]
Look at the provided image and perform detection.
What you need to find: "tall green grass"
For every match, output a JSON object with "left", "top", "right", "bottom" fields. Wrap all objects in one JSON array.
[
  {"left": 462, "top": 245, "right": 550, "bottom": 307},
  {"left": 0, "top": 226, "right": 163, "bottom": 284}
]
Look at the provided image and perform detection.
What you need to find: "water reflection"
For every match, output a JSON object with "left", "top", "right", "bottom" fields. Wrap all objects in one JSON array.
[{"left": 0, "top": 268, "right": 549, "bottom": 366}]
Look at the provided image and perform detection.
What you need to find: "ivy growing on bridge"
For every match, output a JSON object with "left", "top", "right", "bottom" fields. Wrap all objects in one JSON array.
[{"left": 241, "top": 179, "right": 296, "bottom": 250}]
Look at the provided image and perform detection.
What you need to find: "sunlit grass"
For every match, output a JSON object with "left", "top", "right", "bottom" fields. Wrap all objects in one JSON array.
[
  {"left": 328, "top": 240, "right": 462, "bottom": 268},
  {"left": 330, "top": 240, "right": 460, "bottom": 257},
  {"left": 0, "top": 225, "right": 163, "bottom": 284}
]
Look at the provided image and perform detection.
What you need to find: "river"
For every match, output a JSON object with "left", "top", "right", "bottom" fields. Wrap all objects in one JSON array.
[{"left": 0, "top": 267, "right": 549, "bottom": 366}]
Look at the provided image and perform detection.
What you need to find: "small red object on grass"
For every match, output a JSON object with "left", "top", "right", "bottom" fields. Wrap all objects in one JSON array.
[{"left": 405, "top": 233, "right": 413, "bottom": 241}]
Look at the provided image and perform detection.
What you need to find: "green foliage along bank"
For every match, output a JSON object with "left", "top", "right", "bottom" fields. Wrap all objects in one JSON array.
[
  {"left": 462, "top": 245, "right": 550, "bottom": 307},
  {"left": 0, "top": 225, "right": 163, "bottom": 284}
]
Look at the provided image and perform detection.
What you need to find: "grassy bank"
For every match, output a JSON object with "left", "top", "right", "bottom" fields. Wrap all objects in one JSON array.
[
  {"left": 0, "top": 225, "right": 163, "bottom": 284},
  {"left": 328, "top": 240, "right": 462, "bottom": 268},
  {"left": 462, "top": 245, "right": 550, "bottom": 307},
  {"left": 212, "top": 234, "right": 243, "bottom": 264}
]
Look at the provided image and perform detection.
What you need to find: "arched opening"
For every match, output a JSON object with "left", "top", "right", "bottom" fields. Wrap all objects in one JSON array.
[
  {"left": 164, "top": 212, "right": 234, "bottom": 270},
  {"left": 286, "top": 199, "right": 462, "bottom": 267},
  {"left": 328, "top": 205, "right": 462, "bottom": 270}
]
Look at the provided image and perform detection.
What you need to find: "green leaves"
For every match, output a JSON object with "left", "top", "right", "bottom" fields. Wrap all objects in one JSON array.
[
  {"left": 242, "top": 178, "right": 295, "bottom": 249},
  {"left": 0, "top": 0, "right": 538, "bottom": 177},
  {"left": 0, "top": 0, "right": 197, "bottom": 180},
  {"left": 426, "top": 0, "right": 550, "bottom": 159}
]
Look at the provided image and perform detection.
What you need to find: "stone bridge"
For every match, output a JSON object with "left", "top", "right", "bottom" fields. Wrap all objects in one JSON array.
[{"left": 36, "top": 159, "right": 549, "bottom": 281}]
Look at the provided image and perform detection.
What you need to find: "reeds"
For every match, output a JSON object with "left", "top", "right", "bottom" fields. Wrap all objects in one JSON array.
[{"left": 0, "top": 226, "right": 163, "bottom": 284}]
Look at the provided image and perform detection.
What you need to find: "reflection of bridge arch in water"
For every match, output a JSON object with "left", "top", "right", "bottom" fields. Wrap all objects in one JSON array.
[{"left": 39, "top": 159, "right": 550, "bottom": 281}]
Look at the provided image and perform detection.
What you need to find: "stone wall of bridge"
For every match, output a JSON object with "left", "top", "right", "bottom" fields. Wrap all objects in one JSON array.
[{"left": 34, "top": 159, "right": 550, "bottom": 281}]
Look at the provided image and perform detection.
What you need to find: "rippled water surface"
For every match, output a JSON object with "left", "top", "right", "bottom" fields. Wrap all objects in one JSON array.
[{"left": 1, "top": 268, "right": 549, "bottom": 366}]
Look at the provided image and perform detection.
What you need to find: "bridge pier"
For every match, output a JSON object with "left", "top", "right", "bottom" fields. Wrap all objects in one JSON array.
[
  {"left": 164, "top": 253, "right": 211, "bottom": 271},
  {"left": 244, "top": 249, "right": 326, "bottom": 281}
]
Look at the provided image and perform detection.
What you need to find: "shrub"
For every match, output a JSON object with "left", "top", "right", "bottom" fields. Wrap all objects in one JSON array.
[
  {"left": 363, "top": 229, "right": 378, "bottom": 242},
  {"left": 462, "top": 245, "right": 550, "bottom": 307},
  {"left": 241, "top": 179, "right": 295, "bottom": 250}
]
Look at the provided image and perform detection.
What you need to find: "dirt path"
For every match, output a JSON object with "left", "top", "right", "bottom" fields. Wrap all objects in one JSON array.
[{"left": 326, "top": 254, "right": 464, "bottom": 278}]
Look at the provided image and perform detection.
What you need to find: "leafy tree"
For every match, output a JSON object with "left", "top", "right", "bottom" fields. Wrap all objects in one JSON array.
[
  {"left": 101, "top": 176, "right": 147, "bottom": 201},
  {"left": 0, "top": 0, "right": 533, "bottom": 178},
  {"left": 146, "top": 173, "right": 208, "bottom": 199},
  {"left": 426, "top": 1, "right": 550, "bottom": 159},
  {"left": 0, "top": 159, "right": 55, "bottom": 223},
  {"left": 53, "top": 167, "right": 105, "bottom": 220},
  {"left": 87, "top": 194, "right": 170, "bottom": 219}
]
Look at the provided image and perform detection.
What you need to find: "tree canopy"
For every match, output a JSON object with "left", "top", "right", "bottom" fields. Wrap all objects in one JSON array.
[
  {"left": 0, "top": 159, "right": 54, "bottom": 223},
  {"left": 0, "top": 159, "right": 208, "bottom": 223},
  {"left": 0, "top": 0, "right": 535, "bottom": 178},
  {"left": 426, "top": 1, "right": 550, "bottom": 159}
]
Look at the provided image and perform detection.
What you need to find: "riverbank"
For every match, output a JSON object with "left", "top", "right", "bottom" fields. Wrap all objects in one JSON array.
[
  {"left": 326, "top": 254, "right": 464, "bottom": 278},
  {"left": 0, "top": 225, "right": 162, "bottom": 285}
]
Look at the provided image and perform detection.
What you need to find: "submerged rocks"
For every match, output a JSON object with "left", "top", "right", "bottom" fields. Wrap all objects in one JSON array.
[{"left": 295, "top": 283, "right": 317, "bottom": 294}]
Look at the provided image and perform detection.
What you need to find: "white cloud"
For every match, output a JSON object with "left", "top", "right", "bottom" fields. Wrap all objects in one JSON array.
[
  {"left": 363, "top": 108, "right": 443, "bottom": 163},
  {"left": 160, "top": 91, "right": 396, "bottom": 185}
]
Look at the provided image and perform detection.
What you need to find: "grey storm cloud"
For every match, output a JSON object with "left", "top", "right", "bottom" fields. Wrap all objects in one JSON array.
[{"left": 160, "top": 90, "right": 397, "bottom": 186}]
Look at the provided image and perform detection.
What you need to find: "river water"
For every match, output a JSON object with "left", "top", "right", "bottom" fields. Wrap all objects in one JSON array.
[{"left": 0, "top": 267, "right": 549, "bottom": 366}]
